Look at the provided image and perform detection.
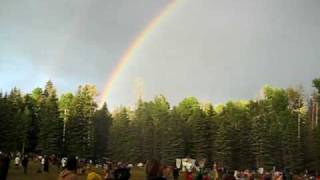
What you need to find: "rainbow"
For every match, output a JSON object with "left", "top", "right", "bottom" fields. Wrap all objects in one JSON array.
[{"left": 98, "top": 0, "right": 180, "bottom": 107}]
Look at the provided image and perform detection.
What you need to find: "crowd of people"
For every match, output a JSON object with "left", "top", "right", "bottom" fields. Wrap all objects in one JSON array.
[
  {"left": 0, "top": 152, "right": 133, "bottom": 180},
  {"left": 1, "top": 152, "right": 320, "bottom": 180},
  {"left": 144, "top": 159, "right": 320, "bottom": 180}
]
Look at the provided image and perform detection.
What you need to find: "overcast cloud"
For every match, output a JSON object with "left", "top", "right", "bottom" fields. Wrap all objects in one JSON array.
[{"left": 1, "top": 0, "right": 320, "bottom": 109}]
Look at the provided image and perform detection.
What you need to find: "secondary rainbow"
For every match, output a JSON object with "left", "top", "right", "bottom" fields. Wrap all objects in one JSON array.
[{"left": 98, "top": 0, "right": 180, "bottom": 107}]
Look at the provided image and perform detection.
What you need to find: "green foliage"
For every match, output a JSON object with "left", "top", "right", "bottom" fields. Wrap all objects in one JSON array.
[
  {"left": 93, "top": 103, "right": 112, "bottom": 159},
  {"left": 313, "top": 79, "right": 320, "bottom": 93},
  {"left": 65, "top": 85, "right": 97, "bottom": 158},
  {"left": 2, "top": 78, "right": 320, "bottom": 174},
  {"left": 38, "top": 81, "right": 63, "bottom": 155},
  {"left": 109, "top": 107, "right": 131, "bottom": 162}
]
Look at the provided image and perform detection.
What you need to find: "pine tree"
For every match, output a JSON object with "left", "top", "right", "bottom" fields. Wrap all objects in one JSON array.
[
  {"left": 59, "top": 93, "right": 74, "bottom": 155},
  {"left": 214, "top": 118, "right": 233, "bottom": 169},
  {"left": 24, "top": 93, "right": 41, "bottom": 153},
  {"left": 8, "top": 88, "right": 25, "bottom": 152},
  {"left": 93, "top": 103, "right": 112, "bottom": 160},
  {"left": 38, "top": 81, "right": 63, "bottom": 155},
  {"left": 151, "top": 95, "right": 170, "bottom": 161},
  {"left": 176, "top": 97, "right": 200, "bottom": 158},
  {"left": 190, "top": 107, "right": 210, "bottom": 161},
  {"left": 65, "top": 85, "right": 97, "bottom": 158},
  {"left": 249, "top": 100, "right": 274, "bottom": 170},
  {"left": 312, "top": 79, "right": 320, "bottom": 172},
  {"left": 110, "top": 107, "right": 131, "bottom": 162},
  {"left": 161, "top": 107, "right": 184, "bottom": 165},
  {"left": 203, "top": 103, "right": 218, "bottom": 166}
]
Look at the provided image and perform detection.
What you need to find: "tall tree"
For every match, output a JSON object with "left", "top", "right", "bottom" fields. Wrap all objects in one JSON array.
[
  {"left": 38, "top": 81, "right": 63, "bottom": 155},
  {"left": 66, "top": 85, "right": 97, "bottom": 158},
  {"left": 109, "top": 107, "right": 131, "bottom": 162},
  {"left": 93, "top": 103, "right": 112, "bottom": 160}
]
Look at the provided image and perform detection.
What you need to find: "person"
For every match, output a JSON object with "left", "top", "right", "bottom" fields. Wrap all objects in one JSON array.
[
  {"left": 21, "top": 155, "right": 29, "bottom": 174},
  {"left": 162, "top": 166, "right": 172, "bottom": 179},
  {"left": 58, "top": 157, "right": 78, "bottom": 180},
  {"left": 14, "top": 156, "right": 20, "bottom": 167},
  {"left": 0, "top": 153, "right": 10, "bottom": 180},
  {"left": 186, "top": 171, "right": 193, "bottom": 180},
  {"left": 173, "top": 167, "right": 180, "bottom": 180},
  {"left": 113, "top": 162, "right": 131, "bottom": 180},
  {"left": 44, "top": 156, "right": 49, "bottom": 173},
  {"left": 203, "top": 169, "right": 210, "bottom": 180},
  {"left": 87, "top": 167, "right": 102, "bottom": 180},
  {"left": 210, "top": 163, "right": 219, "bottom": 180},
  {"left": 40, "top": 156, "right": 45, "bottom": 172},
  {"left": 104, "top": 163, "right": 114, "bottom": 180},
  {"left": 223, "top": 174, "right": 236, "bottom": 180},
  {"left": 194, "top": 163, "right": 203, "bottom": 180},
  {"left": 263, "top": 173, "right": 272, "bottom": 180},
  {"left": 145, "top": 159, "right": 166, "bottom": 180},
  {"left": 62, "top": 158, "right": 67, "bottom": 169}
]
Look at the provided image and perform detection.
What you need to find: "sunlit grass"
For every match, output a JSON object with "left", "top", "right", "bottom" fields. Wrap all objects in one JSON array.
[
  {"left": 7, "top": 161, "right": 137, "bottom": 180},
  {"left": 7, "top": 161, "right": 183, "bottom": 180}
]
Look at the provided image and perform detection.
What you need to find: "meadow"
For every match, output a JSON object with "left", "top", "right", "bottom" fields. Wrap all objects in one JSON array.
[
  {"left": 7, "top": 161, "right": 143, "bottom": 180},
  {"left": 7, "top": 161, "right": 183, "bottom": 180}
]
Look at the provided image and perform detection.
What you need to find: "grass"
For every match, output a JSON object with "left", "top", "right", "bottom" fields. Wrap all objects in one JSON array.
[{"left": 7, "top": 161, "right": 184, "bottom": 180}]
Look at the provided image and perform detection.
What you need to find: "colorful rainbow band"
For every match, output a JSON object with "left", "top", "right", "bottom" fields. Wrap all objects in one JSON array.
[{"left": 98, "top": 0, "right": 179, "bottom": 107}]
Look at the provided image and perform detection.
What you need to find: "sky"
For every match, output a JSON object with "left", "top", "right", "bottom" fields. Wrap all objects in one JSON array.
[{"left": 1, "top": 0, "right": 320, "bottom": 109}]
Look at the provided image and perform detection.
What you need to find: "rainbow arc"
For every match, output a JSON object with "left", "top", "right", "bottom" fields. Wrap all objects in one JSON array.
[{"left": 98, "top": 0, "right": 180, "bottom": 107}]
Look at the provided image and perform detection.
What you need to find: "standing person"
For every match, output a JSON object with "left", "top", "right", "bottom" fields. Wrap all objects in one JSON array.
[
  {"left": 61, "top": 158, "right": 67, "bottom": 169},
  {"left": 173, "top": 167, "right": 180, "bottom": 180},
  {"left": 14, "top": 156, "right": 20, "bottom": 167},
  {"left": 40, "top": 156, "right": 45, "bottom": 172},
  {"left": 21, "top": 155, "right": 29, "bottom": 174},
  {"left": 186, "top": 171, "right": 193, "bottom": 180},
  {"left": 114, "top": 163, "right": 131, "bottom": 180},
  {"left": 104, "top": 163, "right": 114, "bottom": 180},
  {"left": 0, "top": 153, "right": 10, "bottom": 180},
  {"left": 194, "top": 164, "right": 203, "bottom": 180},
  {"left": 145, "top": 159, "right": 166, "bottom": 180},
  {"left": 58, "top": 157, "right": 78, "bottom": 180},
  {"left": 87, "top": 167, "right": 102, "bottom": 180},
  {"left": 162, "top": 166, "right": 172, "bottom": 179},
  {"left": 203, "top": 170, "right": 211, "bottom": 180},
  {"left": 44, "top": 156, "right": 49, "bottom": 173},
  {"left": 210, "top": 163, "right": 216, "bottom": 180}
]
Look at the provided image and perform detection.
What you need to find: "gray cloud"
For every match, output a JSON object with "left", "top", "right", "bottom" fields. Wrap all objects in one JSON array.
[{"left": 1, "top": 0, "right": 320, "bottom": 108}]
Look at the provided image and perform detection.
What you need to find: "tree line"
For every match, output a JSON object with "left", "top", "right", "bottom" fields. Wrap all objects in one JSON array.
[{"left": 1, "top": 79, "right": 320, "bottom": 173}]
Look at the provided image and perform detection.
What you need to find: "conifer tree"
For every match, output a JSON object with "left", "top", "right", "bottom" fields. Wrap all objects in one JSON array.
[{"left": 38, "top": 81, "right": 63, "bottom": 155}]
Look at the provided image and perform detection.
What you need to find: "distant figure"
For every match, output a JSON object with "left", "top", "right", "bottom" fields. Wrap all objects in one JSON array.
[
  {"left": 40, "top": 156, "right": 45, "bottom": 172},
  {"left": 58, "top": 157, "right": 78, "bottom": 180},
  {"left": 223, "top": 175, "right": 236, "bottom": 180},
  {"left": 145, "top": 159, "right": 166, "bottom": 180},
  {"left": 44, "top": 156, "right": 49, "bottom": 173},
  {"left": 14, "top": 156, "right": 20, "bottom": 167},
  {"left": 202, "top": 169, "right": 210, "bottom": 180},
  {"left": 162, "top": 166, "right": 172, "bottom": 179},
  {"left": 113, "top": 163, "right": 131, "bottom": 180},
  {"left": 61, "top": 158, "right": 67, "bottom": 169},
  {"left": 195, "top": 166, "right": 203, "bottom": 180},
  {"left": 263, "top": 173, "right": 272, "bottom": 180},
  {"left": 21, "top": 155, "right": 29, "bottom": 174},
  {"left": 186, "top": 171, "right": 193, "bottom": 180},
  {"left": 87, "top": 167, "right": 102, "bottom": 180},
  {"left": 104, "top": 163, "right": 114, "bottom": 180},
  {"left": 211, "top": 163, "right": 219, "bottom": 180},
  {"left": 0, "top": 153, "right": 10, "bottom": 180},
  {"left": 173, "top": 167, "right": 180, "bottom": 180}
]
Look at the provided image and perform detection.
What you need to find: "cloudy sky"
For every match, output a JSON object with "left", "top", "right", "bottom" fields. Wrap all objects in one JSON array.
[{"left": 1, "top": 0, "right": 320, "bottom": 109}]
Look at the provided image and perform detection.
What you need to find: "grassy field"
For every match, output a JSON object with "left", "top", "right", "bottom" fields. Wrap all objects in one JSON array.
[{"left": 7, "top": 161, "right": 183, "bottom": 180}]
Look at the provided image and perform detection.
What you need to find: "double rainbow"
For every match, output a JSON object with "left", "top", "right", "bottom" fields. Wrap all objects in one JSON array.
[{"left": 98, "top": 0, "right": 180, "bottom": 107}]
